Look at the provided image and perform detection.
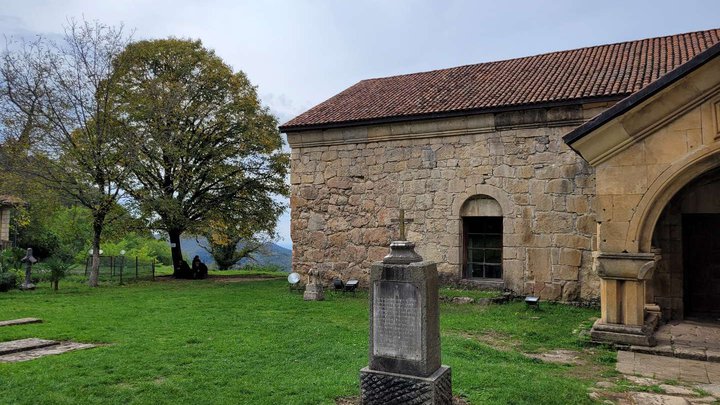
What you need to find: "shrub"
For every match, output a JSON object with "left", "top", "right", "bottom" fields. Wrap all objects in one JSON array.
[
  {"left": 0, "top": 271, "right": 17, "bottom": 292},
  {"left": 44, "top": 257, "right": 72, "bottom": 291},
  {"left": 0, "top": 248, "right": 24, "bottom": 272}
]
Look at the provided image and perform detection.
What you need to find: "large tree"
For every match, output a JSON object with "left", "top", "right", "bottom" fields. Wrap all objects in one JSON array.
[
  {"left": 0, "top": 20, "right": 133, "bottom": 286},
  {"left": 112, "top": 39, "right": 288, "bottom": 273}
]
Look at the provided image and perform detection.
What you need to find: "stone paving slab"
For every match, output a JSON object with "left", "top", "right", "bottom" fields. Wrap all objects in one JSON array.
[
  {"left": 628, "top": 321, "right": 720, "bottom": 363},
  {"left": 0, "top": 341, "right": 96, "bottom": 362},
  {"left": 0, "top": 318, "right": 42, "bottom": 327},
  {"left": 0, "top": 338, "right": 57, "bottom": 355},
  {"left": 617, "top": 350, "right": 720, "bottom": 384}
]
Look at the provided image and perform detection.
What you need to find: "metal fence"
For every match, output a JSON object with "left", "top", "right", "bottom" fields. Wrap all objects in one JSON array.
[{"left": 83, "top": 256, "right": 156, "bottom": 283}]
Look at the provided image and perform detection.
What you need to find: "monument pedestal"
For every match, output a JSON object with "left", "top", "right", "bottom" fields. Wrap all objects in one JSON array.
[
  {"left": 591, "top": 252, "right": 660, "bottom": 346},
  {"left": 360, "top": 240, "right": 452, "bottom": 405},
  {"left": 360, "top": 366, "right": 452, "bottom": 405},
  {"left": 303, "top": 283, "right": 324, "bottom": 301}
]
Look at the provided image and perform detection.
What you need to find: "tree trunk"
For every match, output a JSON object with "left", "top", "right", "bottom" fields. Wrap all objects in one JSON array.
[
  {"left": 53, "top": 280, "right": 58, "bottom": 291},
  {"left": 169, "top": 229, "right": 184, "bottom": 276},
  {"left": 88, "top": 217, "right": 103, "bottom": 287}
]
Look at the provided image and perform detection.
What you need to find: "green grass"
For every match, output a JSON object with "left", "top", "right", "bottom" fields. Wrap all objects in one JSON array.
[
  {"left": 0, "top": 278, "right": 613, "bottom": 404},
  {"left": 439, "top": 287, "right": 502, "bottom": 300}
]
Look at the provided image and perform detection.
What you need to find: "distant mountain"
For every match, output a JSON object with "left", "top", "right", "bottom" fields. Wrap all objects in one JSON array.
[{"left": 180, "top": 237, "right": 292, "bottom": 272}]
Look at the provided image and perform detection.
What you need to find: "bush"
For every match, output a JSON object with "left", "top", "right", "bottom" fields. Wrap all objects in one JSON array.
[
  {"left": 44, "top": 257, "right": 72, "bottom": 291},
  {"left": 0, "top": 248, "right": 24, "bottom": 292},
  {"left": 0, "top": 271, "right": 17, "bottom": 292},
  {"left": 0, "top": 248, "right": 24, "bottom": 272}
]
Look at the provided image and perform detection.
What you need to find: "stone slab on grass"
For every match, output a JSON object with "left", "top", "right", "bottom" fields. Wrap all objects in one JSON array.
[
  {"left": 0, "top": 318, "right": 42, "bottom": 327},
  {"left": 0, "top": 338, "right": 57, "bottom": 355},
  {"left": 0, "top": 341, "right": 96, "bottom": 362},
  {"left": 525, "top": 349, "right": 584, "bottom": 365}
]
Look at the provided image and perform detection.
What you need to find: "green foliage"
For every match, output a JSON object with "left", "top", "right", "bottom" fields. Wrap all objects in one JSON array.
[
  {"left": 0, "top": 271, "right": 16, "bottom": 291},
  {"left": 0, "top": 19, "right": 133, "bottom": 287},
  {"left": 111, "top": 38, "right": 289, "bottom": 268},
  {"left": 0, "top": 248, "right": 22, "bottom": 291},
  {"left": 0, "top": 247, "right": 24, "bottom": 272},
  {"left": 100, "top": 233, "right": 172, "bottom": 265},
  {"left": 44, "top": 257, "right": 72, "bottom": 291}
]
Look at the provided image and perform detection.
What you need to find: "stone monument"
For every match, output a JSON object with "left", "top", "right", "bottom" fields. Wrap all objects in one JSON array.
[
  {"left": 303, "top": 268, "right": 325, "bottom": 301},
  {"left": 360, "top": 210, "right": 452, "bottom": 404},
  {"left": 20, "top": 248, "right": 37, "bottom": 290}
]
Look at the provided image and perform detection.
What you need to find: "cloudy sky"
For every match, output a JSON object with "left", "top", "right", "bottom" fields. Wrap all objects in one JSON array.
[{"left": 1, "top": 0, "right": 718, "bottom": 248}]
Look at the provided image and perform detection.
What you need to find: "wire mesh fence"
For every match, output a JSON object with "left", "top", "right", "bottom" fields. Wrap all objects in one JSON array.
[{"left": 81, "top": 256, "right": 156, "bottom": 283}]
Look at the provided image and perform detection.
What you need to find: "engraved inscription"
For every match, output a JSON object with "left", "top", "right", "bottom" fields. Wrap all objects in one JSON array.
[{"left": 373, "top": 281, "right": 421, "bottom": 360}]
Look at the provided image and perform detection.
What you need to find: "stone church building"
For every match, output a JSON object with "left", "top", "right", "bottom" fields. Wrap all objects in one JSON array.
[{"left": 281, "top": 29, "right": 720, "bottom": 345}]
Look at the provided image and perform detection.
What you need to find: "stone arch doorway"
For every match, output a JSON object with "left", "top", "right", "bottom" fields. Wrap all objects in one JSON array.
[
  {"left": 459, "top": 195, "right": 504, "bottom": 283},
  {"left": 650, "top": 167, "right": 720, "bottom": 321}
]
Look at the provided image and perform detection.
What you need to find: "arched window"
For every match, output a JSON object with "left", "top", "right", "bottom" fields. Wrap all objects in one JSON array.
[{"left": 461, "top": 196, "right": 503, "bottom": 279}]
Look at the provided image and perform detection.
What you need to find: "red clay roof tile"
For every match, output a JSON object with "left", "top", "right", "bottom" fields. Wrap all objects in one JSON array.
[{"left": 281, "top": 29, "right": 720, "bottom": 131}]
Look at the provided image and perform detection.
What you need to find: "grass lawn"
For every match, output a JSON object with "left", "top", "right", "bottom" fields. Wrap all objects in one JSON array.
[{"left": 0, "top": 277, "right": 615, "bottom": 404}]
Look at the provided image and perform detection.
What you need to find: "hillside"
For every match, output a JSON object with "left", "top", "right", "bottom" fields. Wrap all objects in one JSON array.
[{"left": 180, "top": 237, "right": 292, "bottom": 272}]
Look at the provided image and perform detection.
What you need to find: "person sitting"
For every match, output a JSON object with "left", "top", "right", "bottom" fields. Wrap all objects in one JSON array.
[
  {"left": 175, "top": 259, "right": 193, "bottom": 279},
  {"left": 192, "top": 255, "right": 209, "bottom": 279}
]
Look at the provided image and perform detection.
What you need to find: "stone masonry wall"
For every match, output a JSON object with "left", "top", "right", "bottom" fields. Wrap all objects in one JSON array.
[{"left": 288, "top": 104, "right": 613, "bottom": 301}]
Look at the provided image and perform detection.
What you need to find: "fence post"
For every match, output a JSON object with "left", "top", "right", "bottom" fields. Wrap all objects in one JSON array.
[
  {"left": 110, "top": 256, "right": 114, "bottom": 278},
  {"left": 84, "top": 256, "right": 89, "bottom": 277},
  {"left": 119, "top": 256, "right": 124, "bottom": 285},
  {"left": 135, "top": 256, "right": 139, "bottom": 280},
  {"left": 152, "top": 259, "right": 155, "bottom": 281}
]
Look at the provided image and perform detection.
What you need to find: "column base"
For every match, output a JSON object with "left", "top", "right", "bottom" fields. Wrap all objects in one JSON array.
[
  {"left": 590, "top": 312, "right": 659, "bottom": 347},
  {"left": 360, "top": 366, "right": 452, "bottom": 405}
]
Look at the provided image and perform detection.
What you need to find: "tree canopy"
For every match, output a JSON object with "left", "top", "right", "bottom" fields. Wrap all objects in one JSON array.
[
  {"left": 111, "top": 38, "right": 288, "bottom": 272},
  {"left": 0, "top": 20, "right": 133, "bottom": 286}
]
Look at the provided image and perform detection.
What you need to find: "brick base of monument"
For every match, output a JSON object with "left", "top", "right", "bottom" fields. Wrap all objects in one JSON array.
[{"left": 360, "top": 366, "right": 452, "bottom": 405}]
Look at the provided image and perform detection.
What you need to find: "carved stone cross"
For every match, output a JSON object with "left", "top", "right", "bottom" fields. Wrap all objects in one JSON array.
[
  {"left": 20, "top": 247, "right": 37, "bottom": 290},
  {"left": 390, "top": 209, "right": 414, "bottom": 241}
]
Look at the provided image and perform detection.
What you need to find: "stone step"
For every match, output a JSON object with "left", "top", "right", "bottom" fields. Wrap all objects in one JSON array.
[
  {"left": 0, "top": 338, "right": 59, "bottom": 356},
  {"left": 0, "top": 341, "right": 96, "bottom": 363},
  {"left": 0, "top": 318, "right": 42, "bottom": 327},
  {"left": 629, "top": 344, "right": 720, "bottom": 363}
]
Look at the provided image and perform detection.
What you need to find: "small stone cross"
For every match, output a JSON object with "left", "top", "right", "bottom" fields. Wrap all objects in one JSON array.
[
  {"left": 20, "top": 248, "right": 37, "bottom": 290},
  {"left": 390, "top": 209, "right": 414, "bottom": 241}
]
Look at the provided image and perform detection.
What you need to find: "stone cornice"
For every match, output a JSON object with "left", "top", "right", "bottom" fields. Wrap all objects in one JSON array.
[{"left": 286, "top": 105, "right": 593, "bottom": 149}]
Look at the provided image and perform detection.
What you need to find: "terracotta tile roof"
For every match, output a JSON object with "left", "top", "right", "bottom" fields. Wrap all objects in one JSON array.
[{"left": 281, "top": 29, "right": 720, "bottom": 131}]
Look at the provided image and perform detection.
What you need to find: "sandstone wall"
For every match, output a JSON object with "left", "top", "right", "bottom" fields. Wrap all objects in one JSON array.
[{"left": 287, "top": 104, "right": 611, "bottom": 301}]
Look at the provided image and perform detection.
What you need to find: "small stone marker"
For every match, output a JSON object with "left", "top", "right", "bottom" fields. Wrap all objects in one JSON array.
[
  {"left": 303, "top": 268, "right": 325, "bottom": 301},
  {"left": 360, "top": 218, "right": 452, "bottom": 404},
  {"left": 20, "top": 248, "right": 37, "bottom": 290}
]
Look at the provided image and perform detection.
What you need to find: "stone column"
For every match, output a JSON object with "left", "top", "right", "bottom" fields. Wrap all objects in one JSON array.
[
  {"left": 590, "top": 252, "right": 660, "bottom": 346},
  {"left": 360, "top": 241, "right": 452, "bottom": 405}
]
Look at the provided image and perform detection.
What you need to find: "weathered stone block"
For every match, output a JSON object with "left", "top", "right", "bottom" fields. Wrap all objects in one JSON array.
[{"left": 559, "top": 248, "right": 582, "bottom": 267}]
